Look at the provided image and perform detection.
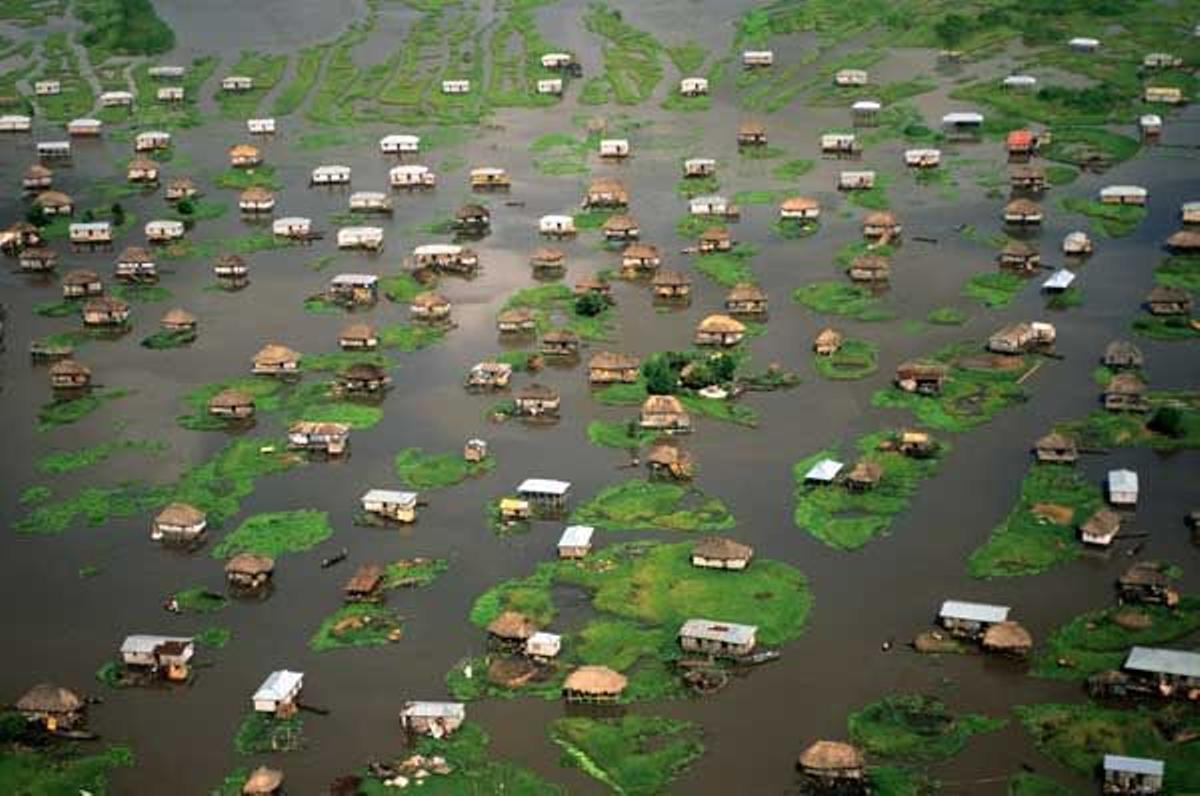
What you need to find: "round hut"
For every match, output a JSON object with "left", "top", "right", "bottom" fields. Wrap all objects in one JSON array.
[
  {"left": 981, "top": 621, "right": 1033, "bottom": 657},
  {"left": 225, "top": 553, "right": 275, "bottom": 592},
  {"left": 562, "top": 665, "right": 627, "bottom": 703},
  {"left": 16, "top": 683, "right": 85, "bottom": 730},
  {"left": 797, "top": 740, "right": 866, "bottom": 788},
  {"left": 242, "top": 766, "right": 284, "bottom": 795}
]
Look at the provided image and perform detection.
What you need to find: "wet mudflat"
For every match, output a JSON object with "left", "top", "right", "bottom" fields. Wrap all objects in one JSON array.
[{"left": 1, "top": 0, "right": 1199, "bottom": 793}]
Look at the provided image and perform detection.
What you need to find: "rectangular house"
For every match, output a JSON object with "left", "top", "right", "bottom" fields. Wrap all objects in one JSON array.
[
  {"left": 678, "top": 618, "right": 758, "bottom": 656},
  {"left": 360, "top": 489, "right": 418, "bottom": 523},
  {"left": 938, "top": 600, "right": 1010, "bottom": 639}
]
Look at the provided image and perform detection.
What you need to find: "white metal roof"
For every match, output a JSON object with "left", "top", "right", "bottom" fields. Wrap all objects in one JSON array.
[
  {"left": 414, "top": 243, "right": 462, "bottom": 256},
  {"left": 1108, "top": 469, "right": 1138, "bottom": 492},
  {"left": 685, "top": 157, "right": 715, "bottom": 167},
  {"left": 71, "top": 222, "right": 110, "bottom": 231},
  {"left": 840, "top": 170, "right": 876, "bottom": 179},
  {"left": 330, "top": 273, "right": 378, "bottom": 286},
  {"left": 0, "top": 114, "right": 31, "bottom": 123},
  {"left": 821, "top": 132, "right": 856, "bottom": 142},
  {"left": 381, "top": 133, "right": 419, "bottom": 146},
  {"left": 526, "top": 631, "right": 562, "bottom": 651},
  {"left": 338, "top": 226, "right": 383, "bottom": 238},
  {"left": 351, "top": 191, "right": 387, "bottom": 201},
  {"left": 540, "top": 214, "right": 573, "bottom": 224},
  {"left": 470, "top": 167, "right": 506, "bottom": 176},
  {"left": 68, "top": 118, "right": 101, "bottom": 127},
  {"left": 905, "top": 148, "right": 941, "bottom": 159},
  {"left": 1069, "top": 37, "right": 1100, "bottom": 47},
  {"left": 136, "top": 130, "right": 170, "bottom": 140},
  {"left": 254, "top": 669, "right": 303, "bottom": 701},
  {"left": 401, "top": 701, "right": 465, "bottom": 719},
  {"left": 1042, "top": 269, "right": 1076, "bottom": 290},
  {"left": 361, "top": 489, "right": 417, "bottom": 505},
  {"left": 939, "top": 600, "right": 1010, "bottom": 623},
  {"left": 852, "top": 100, "right": 881, "bottom": 111},
  {"left": 120, "top": 634, "right": 193, "bottom": 654},
  {"left": 1003, "top": 75, "right": 1037, "bottom": 86},
  {"left": 1125, "top": 646, "right": 1200, "bottom": 678},
  {"left": 517, "top": 478, "right": 570, "bottom": 496},
  {"left": 805, "top": 459, "right": 844, "bottom": 482},
  {"left": 558, "top": 525, "right": 594, "bottom": 548},
  {"left": 1140, "top": 114, "right": 1163, "bottom": 127},
  {"left": 1100, "top": 185, "right": 1147, "bottom": 198},
  {"left": 391, "top": 164, "right": 430, "bottom": 174},
  {"left": 690, "top": 195, "right": 727, "bottom": 206},
  {"left": 600, "top": 138, "right": 628, "bottom": 147},
  {"left": 100, "top": 90, "right": 133, "bottom": 100},
  {"left": 1103, "top": 755, "right": 1163, "bottom": 776},
  {"left": 942, "top": 111, "right": 984, "bottom": 125},
  {"left": 146, "top": 219, "right": 184, "bottom": 231},
  {"left": 313, "top": 164, "right": 351, "bottom": 175},
  {"left": 679, "top": 618, "right": 757, "bottom": 645}
]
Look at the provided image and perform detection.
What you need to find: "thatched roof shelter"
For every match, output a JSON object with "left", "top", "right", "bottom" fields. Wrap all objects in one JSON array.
[
  {"left": 563, "top": 665, "right": 627, "bottom": 697},
  {"left": 16, "top": 683, "right": 83, "bottom": 715},
  {"left": 981, "top": 621, "right": 1033, "bottom": 656},
  {"left": 487, "top": 611, "right": 537, "bottom": 641},
  {"left": 797, "top": 740, "right": 864, "bottom": 775},
  {"left": 156, "top": 502, "right": 206, "bottom": 527},
  {"left": 225, "top": 553, "right": 275, "bottom": 577},
  {"left": 692, "top": 536, "right": 753, "bottom": 562},
  {"left": 242, "top": 766, "right": 284, "bottom": 795}
]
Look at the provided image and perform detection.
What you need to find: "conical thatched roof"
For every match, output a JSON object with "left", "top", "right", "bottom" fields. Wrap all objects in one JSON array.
[
  {"left": 1005, "top": 198, "right": 1041, "bottom": 215},
  {"left": 1166, "top": 229, "right": 1200, "bottom": 250},
  {"left": 239, "top": 186, "right": 273, "bottom": 202},
  {"left": 982, "top": 621, "right": 1033, "bottom": 653},
  {"left": 225, "top": 553, "right": 275, "bottom": 576},
  {"left": 863, "top": 211, "right": 897, "bottom": 227},
  {"left": 156, "top": 502, "right": 206, "bottom": 526},
  {"left": 63, "top": 269, "right": 100, "bottom": 285},
  {"left": 780, "top": 196, "right": 819, "bottom": 212},
  {"left": 727, "top": 283, "right": 765, "bottom": 302},
  {"left": 653, "top": 269, "right": 690, "bottom": 287},
  {"left": 589, "top": 351, "right": 639, "bottom": 370},
  {"left": 563, "top": 665, "right": 627, "bottom": 695},
  {"left": 642, "top": 394, "right": 685, "bottom": 415},
  {"left": 210, "top": 389, "right": 253, "bottom": 409},
  {"left": 253, "top": 343, "right": 299, "bottom": 365},
  {"left": 412, "top": 290, "right": 449, "bottom": 309},
  {"left": 161, "top": 307, "right": 196, "bottom": 326},
  {"left": 1103, "top": 339, "right": 1142, "bottom": 365},
  {"left": 49, "top": 358, "right": 90, "bottom": 377},
  {"left": 1036, "top": 432, "right": 1075, "bottom": 452},
  {"left": 517, "top": 383, "right": 558, "bottom": 401},
  {"left": 16, "top": 683, "right": 83, "bottom": 714},
  {"left": 697, "top": 314, "right": 746, "bottom": 334},
  {"left": 603, "top": 213, "right": 638, "bottom": 231},
  {"left": 242, "top": 766, "right": 283, "bottom": 794},
  {"left": 798, "top": 740, "right": 864, "bottom": 772},
  {"left": 487, "top": 611, "right": 537, "bottom": 640}
]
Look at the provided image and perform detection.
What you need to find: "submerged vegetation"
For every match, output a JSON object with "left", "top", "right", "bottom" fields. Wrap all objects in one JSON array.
[
  {"left": 571, "top": 479, "right": 735, "bottom": 532},
  {"left": 551, "top": 716, "right": 703, "bottom": 795},
  {"left": 792, "top": 431, "right": 946, "bottom": 551},
  {"left": 967, "top": 464, "right": 1102, "bottom": 579},
  {"left": 850, "top": 694, "right": 1004, "bottom": 763},
  {"left": 813, "top": 339, "right": 878, "bottom": 381}
]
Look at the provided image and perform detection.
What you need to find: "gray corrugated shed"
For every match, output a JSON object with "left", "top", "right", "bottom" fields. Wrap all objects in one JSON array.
[
  {"left": 679, "top": 618, "right": 757, "bottom": 645},
  {"left": 1108, "top": 469, "right": 1139, "bottom": 493},
  {"left": 1042, "top": 269, "right": 1076, "bottom": 290},
  {"left": 1125, "top": 646, "right": 1200, "bottom": 678},
  {"left": 939, "top": 600, "right": 1010, "bottom": 624},
  {"left": 121, "top": 634, "right": 193, "bottom": 654},
  {"left": 805, "top": 459, "right": 844, "bottom": 483},
  {"left": 518, "top": 478, "right": 571, "bottom": 496},
  {"left": 558, "top": 525, "right": 594, "bottom": 548}
]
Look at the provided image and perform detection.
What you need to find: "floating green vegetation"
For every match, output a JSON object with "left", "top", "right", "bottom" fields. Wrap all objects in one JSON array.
[
  {"left": 595, "top": 381, "right": 650, "bottom": 407},
  {"left": 793, "top": 281, "right": 895, "bottom": 322},
  {"left": 211, "top": 509, "right": 332, "bottom": 559},
  {"left": 1032, "top": 597, "right": 1200, "bottom": 681},
  {"left": 675, "top": 214, "right": 712, "bottom": 239},
  {"left": 141, "top": 328, "right": 197, "bottom": 350},
  {"left": 502, "top": 283, "right": 615, "bottom": 341},
  {"left": 772, "top": 158, "right": 815, "bottom": 180},
  {"left": 76, "top": 0, "right": 174, "bottom": 58},
  {"left": 847, "top": 174, "right": 893, "bottom": 211},
  {"left": 962, "top": 272, "right": 1028, "bottom": 308},
  {"left": 732, "top": 188, "right": 793, "bottom": 206},
  {"left": 37, "top": 439, "right": 166, "bottom": 475},
  {"left": 1056, "top": 392, "right": 1200, "bottom": 451},
  {"left": 282, "top": 392, "right": 383, "bottom": 430},
  {"left": 34, "top": 300, "right": 78, "bottom": 318},
  {"left": 214, "top": 165, "right": 282, "bottom": 191},
  {"left": 1042, "top": 127, "right": 1140, "bottom": 169},
  {"left": 125, "top": 56, "right": 218, "bottom": 129},
  {"left": 586, "top": 420, "right": 655, "bottom": 451},
  {"left": 1131, "top": 315, "right": 1199, "bottom": 342},
  {"left": 1045, "top": 165, "right": 1078, "bottom": 186},
  {"left": 871, "top": 342, "right": 1036, "bottom": 433},
  {"left": 772, "top": 218, "right": 820, "bottom": 239},
  {"left": 177, "top": 377, "right": 284, "bottom": 431},
  {"left": 0, "top": 743, "right": 134, "bottom": 795},
  {"left": 214, "top": 51, "right": 286, "bottom": 118},
  {"left": 680, "top": 394, "right": 759, "bottom": 427},
  {"left": 394, "top": 447, "right": 495, "bottom": 489},
  {"left": 38, "top": 389, "right": 132, "bottom": 432},
  {"left": 169, "top": 199, "right": 229, "bottom": 224},
  {"left": 674, "top": 174, "right": 719, "bottom": 199},
  {"left": 1061, "top": 198, "right": 1147, "bottom": 238},
  {"left": 196, "top": 626, "right": 232, "bottom": 649},
  {"left": 302, "top": 296, "right": 341, "bottom": 315},
  {"left": 310, "top": 603, "right": 403, "bottom": 652},
  {"left": 573, "top": 209, "right": 616, "bottom": 231},
  {"left": 850, "top": 694, "right": 1004, "bottom": 764},
  {"left": 358, "top": 723, "right": 564, "bottom": 795},
  {"left": 695, "top": 245, "right": 757, "bottom": 287},
  {"left": 17, "top": 437, "right": 298, "bottom": 535},
  {"left": 551, "top": 716, "right": 703, "bottom": 796},
  {"left": 19, "top": 485, "right": 52, "bottom": 506},
  {"left": 813, "top": 339, "right": 878, "bottom": 381},
  {"left": 927, "top": 307, "right": 968, "bottom": 326},
  {"left": 1017, "top": 703, "right": 1200, "bottom": 794},
  {"left": 950, "top": 79, "right": 1130, "bottom": 127},
  {"left": 380, "top": 273, "right": 427, "bottom": 303},
  {"left": 233, "top": 713, "right": 304, "bottom": 755},
  {"left": 172, "top": 587, "right": 228, "bottom": 614},
  {"left": 792, "top": 430, "right": 946, "bottom": 551},
  {"left": 463, "top": 541, "right": 810, "bottom": 701},
  {"left": 384, "top": 557, "right": 449, "bottom": 589},
  {"left": 583, "top": 3, "right": 663, "bottom": 105},
  {"left": 273, "top": 44, "right": 329, "bottom": 116},
  {"left": 1155, "top": 255, "right": 1200, "bottom": 293},
  {"left": 32, "top": 33, "right": 93, "bottom": 122},
  {"left": 738, "top": 144, "right": 785, "bottom": 160},
  {"left": 1046, "top": 287, "right": 1083, "bottom": 311},
  {"left": 1008, "top": 773, "right": 1073, "bottom": 796},
  {"left": 484, "top": 0, "right": 565, "bottom": 110},
  {"left": 967, "top": 464, "right": 1102, "bottom": 579},
  {"left": 571, "top": 479, "right": 735, "bottom": 532},
  {"left": 380, "top": 323, "right": 447, "bottom": 352}
]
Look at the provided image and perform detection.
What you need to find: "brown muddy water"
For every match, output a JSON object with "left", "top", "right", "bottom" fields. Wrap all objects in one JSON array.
[{"left": 1, "top": 1, "right": 1199, "bottom": 793}]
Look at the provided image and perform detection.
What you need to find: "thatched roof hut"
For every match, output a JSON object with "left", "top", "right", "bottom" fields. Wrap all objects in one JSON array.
[
  {"left": 1103, "top": 340, "right": 1144, "bottom": 369},
  {"left": 813, "top": 327, "right": 843, "bottom": 355},
  {"left": 797, "top": 740, "right": 865, "bottom": 781},
  {"left": 242, "top": 765, "right": 284, "bottom": 795},
  {"left": 1166, "top": 229, "right": 1200, "bottom": 252},
  {"left": 160, "top": 307, "right": 197, "bottom": 331},
  {"left": 225, "top": 553, "right": 275, "bottom": 577},
  {"left": 562, "top": 665, "right": 627, "bottom": 701},
  {"left": 487, "top": 611, "right": 537, "bottom": 642},
  {"left": 16, "top": 683, "right": 84, "bottom": 715},
  {"left": 981, "top": 621, "right": 1033, "bottom": 657}
]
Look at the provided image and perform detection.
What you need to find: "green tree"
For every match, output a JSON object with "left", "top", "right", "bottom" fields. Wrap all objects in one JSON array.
[
  {"left": 25, "top": 204, "right": 48, "bottom": 227},
  {"left": 933, "top": 14, "right": 971, "bottom": 48},
  {"left": 642, "top": 356, "right": 676, "bottom": 395},
  {"left": 174, "top": 198, "right": 195, "bottom": 216},
  {"left": 574, "top": 291, "right": 607, "bottom": 317},
  {"left": 1148, "top": 406, "right": 1186, "bottom": 438},
  {"left": 110, "top": 202, "right": 125, "bottom": 226}
]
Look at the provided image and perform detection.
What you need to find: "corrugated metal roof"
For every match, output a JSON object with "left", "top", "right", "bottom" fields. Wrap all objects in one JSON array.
[
  {"left": 401, "top": 701, "right": 465, "bottom": 719},
  {"left": 804, "top": 459, "right": 844, "bottom": 482},
  {"left": 361, "top": 489, "right": 417, "bottom": 505},
  {"left": 1104, "top": 755, "right": 1164, "bottom": 776},
  {"left": 1043, "top": 269, "right": 1076, "bottom": 290},
  {"left": 254, "top": 670, "right": 303, "bottom": 702},
  {"left": 1108, "top": 469, "right": 1139, "bottom": 492},
  {"left": 1125, "top": 646, "right": 1200, "bottom": 678},
  {"left": 121, "top": 634, "right": 193, "bottom": 654},
  {"left": 939, "top": 600, "right": 1010, "bottom": 623},
  {"left": 679, "top": 618, "right": 757, "bottom": 645},
  {"left": 518, "top": 478, "right": 571, "bottom": 495},
  {"left": 943, "top": 111, "right": 984, "bottom": 124},
  {"left": 558, "top": 525, "right": 594, "bottom": 548}
]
